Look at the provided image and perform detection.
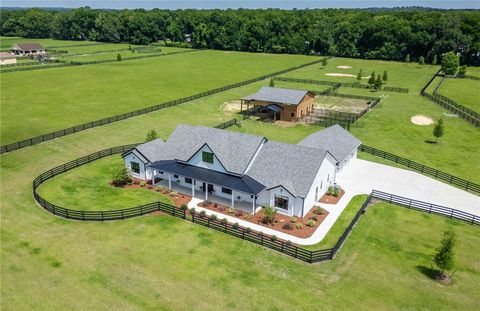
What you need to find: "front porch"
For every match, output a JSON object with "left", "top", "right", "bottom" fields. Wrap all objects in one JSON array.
[{"left": 154, "top": 178, "right": 257, "bottom": 215}]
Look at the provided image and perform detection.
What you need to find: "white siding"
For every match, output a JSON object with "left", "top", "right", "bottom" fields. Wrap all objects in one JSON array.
[
  {"left": 186, "top": 144, "right": 227, "bottom": 173},
  {"left": 267, "top": 186, "right": 296, "bottom": 216},
  {"left": 302, "top": 153, "right": 337, "bottom": 217},
  {"left": 337, "top": 149, "right": 357, "bottom": 171},
  {"left": 124, "top": 152, "right": 148, "bottom": 180}
]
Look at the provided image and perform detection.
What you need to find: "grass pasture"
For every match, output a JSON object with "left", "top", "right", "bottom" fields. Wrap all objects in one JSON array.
[
  {"left": 0, "top": 50, "right": 314, "bottom": 144},
  {"left": 437, "top": 78, "right": 480, "bottom": 113},
  {"left": 0, "top": 36, "right": 101, "bottom": 49},
  {"left": 1, "top": 37, "right": 480, "bottom": 310}
]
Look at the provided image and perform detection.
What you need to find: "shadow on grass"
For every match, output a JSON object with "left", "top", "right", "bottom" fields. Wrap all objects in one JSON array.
[
  {"left": 424, "top": 139, "right": 438, "bottom": 144},
  {"left": 416, "top": 265, "right": 439, "bottom": 280}
]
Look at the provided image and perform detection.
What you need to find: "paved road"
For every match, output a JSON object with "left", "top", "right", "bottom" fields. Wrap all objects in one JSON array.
[{"left": 337, "top": 158, "right": 480, "bottom": 216}]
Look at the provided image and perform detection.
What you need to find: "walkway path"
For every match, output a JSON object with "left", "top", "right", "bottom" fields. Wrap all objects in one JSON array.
[{"left": 188, "top": 158, "right": 479, "bottom": 246}]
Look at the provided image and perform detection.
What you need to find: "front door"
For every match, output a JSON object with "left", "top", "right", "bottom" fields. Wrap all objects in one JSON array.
[{"left": 207, "top": 184, "right": 214, "bottom": 193}]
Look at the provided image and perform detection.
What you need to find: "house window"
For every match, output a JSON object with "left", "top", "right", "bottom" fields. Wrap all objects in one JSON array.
[
  {"left": 202, "top": 151, "right": 214, "bottom": 164},
  {"left": 274, "top": 195, "right": 289, "bottom": 210},
  {"left": 221, "top": 187, "right": 232, "bottom": 195},
  {"left": 130, "top": 162, "right": 140, "bottom": 174},
  {"left": 174, "top": 174, "right": 179, "bottom": 178},
  {"left": 290, "top": 112, "right": 295, "bottom": 117},
  {"left": 185, "top": 177, "right": 192, "bottom": 184}
]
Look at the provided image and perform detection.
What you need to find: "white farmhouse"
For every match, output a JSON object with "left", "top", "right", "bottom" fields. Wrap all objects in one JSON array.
[{"left": 122, "top": 124, "right": 360, "bottom": 218}]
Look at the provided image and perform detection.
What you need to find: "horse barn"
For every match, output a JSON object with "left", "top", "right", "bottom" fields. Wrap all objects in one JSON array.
[
  {"left": 10, "top": 42, "right": 45, "bottom": 56},
  {"left": 240, "top": 86, "right": 315, "bottom": 122}
]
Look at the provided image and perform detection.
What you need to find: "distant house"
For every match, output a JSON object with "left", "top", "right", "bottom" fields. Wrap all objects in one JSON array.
[
  {"left": 122, "top": 124, "right": 360, "bottom": 218},
  {"left": 0, "top": 52, "right": 17, "bottom": 65},
  {"left": 10, "top": 43, "right": 45, "bottom": 56},
  {"left": 241, "top": 87, "right": 315, "bottom": 122}
]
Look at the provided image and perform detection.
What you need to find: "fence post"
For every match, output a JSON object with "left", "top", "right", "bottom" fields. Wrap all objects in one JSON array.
[
  {"left": 429, "top": 204, "right": 432, "bottom": 213},
  {"left": 82, "top": 211, "right": 85, "bottom": 221},
  {"left": 450, "top": 209, "right": 454, "bottom": 218},
  {"left": 208, "top": 218, "right": 210, "bottom": 228},
  {"left": 121, "top": 209, "right": 124, "bottom": 220},
  {"left": 65, "top": 209, "right": 69, "bottom": 219}
]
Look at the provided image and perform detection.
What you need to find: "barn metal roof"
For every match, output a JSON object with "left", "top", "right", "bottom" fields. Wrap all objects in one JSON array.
[
  {"left": 11, "top": 43, "right": 45, "bottom": 51},
  {"left": 242, "top": 87, "right": 311, "bottom": 105}
]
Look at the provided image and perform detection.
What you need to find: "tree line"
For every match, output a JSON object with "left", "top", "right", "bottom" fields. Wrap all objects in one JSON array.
[{"left": 1, "top": 7, "right": 479, "bottom": 65}]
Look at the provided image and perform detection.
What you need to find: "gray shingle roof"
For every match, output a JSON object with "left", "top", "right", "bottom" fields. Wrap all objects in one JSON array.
[
  {"left": 11, "top": 43, "right": 45, "bottom": 51},
  {"left": 134, "top": 125, "right": 265, "bottom": 175},
  {"left": 242, "top": 87, "right": 310, "bottom": 105},
  {"left": 246, "top": 141, "right": 328, "bottom": 197},
  {"left": 298, "top": 124, "right": 361, "bottom": 163}
]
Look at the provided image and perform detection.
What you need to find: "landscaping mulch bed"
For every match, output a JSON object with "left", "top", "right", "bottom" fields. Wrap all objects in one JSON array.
[
  {"left": 196, "top": 201, "right": 329, "bottom": 238},
  {"left": 112, "top": 180, "right": 192, "bottom": 208},
  {"left": 319, "top": 188, "right": 345, "bottom": 204}
]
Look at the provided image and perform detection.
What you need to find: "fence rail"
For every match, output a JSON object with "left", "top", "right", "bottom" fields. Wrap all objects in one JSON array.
[
  {"left": 31, "top": 141, "right": 478, "bottom": 264},
  {"left": 1, "top": 58, "right": 325, "bottom": 154},
  {"left": 274, "top": 76, "right": 409, "bottom": 93},
  {"left": 359, "top": 144, "right": 480, "bottom": 194}
]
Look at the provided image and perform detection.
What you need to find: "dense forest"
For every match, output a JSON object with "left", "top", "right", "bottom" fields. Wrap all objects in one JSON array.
[{"left": 1, "top": 7, "right": 479, "bottom": 64}]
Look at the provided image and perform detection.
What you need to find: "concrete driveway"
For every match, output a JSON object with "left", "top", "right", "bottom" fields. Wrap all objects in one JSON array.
[{"left": 336, "top": 158, "right": 480, "bottom": 216}]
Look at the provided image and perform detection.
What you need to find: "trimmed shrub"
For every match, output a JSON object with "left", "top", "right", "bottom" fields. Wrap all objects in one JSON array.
[
  {"left": 290, "top": 217, "right": 297, "bottom": 223},
  {"left": 333, "top": 187, "right": 340, "bottom": 197},
  {"left": 245, "top": 227, "right": 251, "bottom": 233},
  {"left": 189, "top": 208, "right": 196, "bottom": 214},
  {"left": 210, "top": 214, "right": 217, "bottom": 221},
  {"left": 221, "top": 218, "right": 228, "bottom": 225},
  {"left": 155, "top": 186, "right": 163, "bottom": 192},
  {"left": 244, "top": 214, "right": 251, "bottom": 220},
  {"left": 139, "top": 181, "right": 147, "bottom": 187},
  {"left": 295, "top": 223, "right": 303, "bottom": 229},
  {"left": 282, "top": 223, "right": 293, "bottom": 230},
  {"left": 180, "top": 204, "right": 188, "bottom": 211},
  {"left": 306, "top": 220, "right": 316, "bottom": 227},
  {"left": 261, "top": 207, "right": 277, "bottom": 224},
  {"left": 111, "top": 167, "right": 131, "bottom": 187},
  {"left": 314, "top": 207, "right": 324, "bottom": 215},
  {"left": 199, "top": 210, "right": 206, "bottom": 217},
  {"left": 234, "top": 210, "right": 243, "bottom": 217},
  {"left": 227, "top": 208, "right": 235, "bottom": 214},
  {"left": 271, "top": 235, "right": 277, "bottom": 242},
  {"left": 232, "top": 222, "right": 239, "bottom": 229},
  {"left": 286, "top": 240, "right": 292, "bottom": 246},
  {"left": 310, "top": 215, "right": 318, "bottom": 221}
]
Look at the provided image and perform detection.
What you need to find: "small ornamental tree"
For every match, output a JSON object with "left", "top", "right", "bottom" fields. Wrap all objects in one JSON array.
[
  {"left": 261, "top": 206, "right": 277, "bottom": 224},
  {"left": 382, "top": 70, "right": 388, "bottom": 82},
  {"left": 458, "top": 65, "right": 467, "bottom": 77},
  {"left": 405, "top": 54, "right": 410, "bottom": 63},
  {"left": 117, "top": 53, "right": 122, "bottom": 61},
  {"left": 145, "top": 129, "right": 158, "bottom": 142},
  {"left": 419, "top": 56, "right": 425, "bottom": 65},
  {"left": 357, "top": 69, "right": 363, "bottom": 81},
  {"left": 368, "top": 71, "right": 376, "bottom": 87},
  {"left": 434, "top": 230, "right": 456, "bottom": 280},
  {"left": 432, "top": 54, "right": 437, "bottom": 65},
  {"left": 112, "top": 167, "right": 131, "bottom": 187},
  {"left": 269, "top": 78, "right": 275, "bottom": 87},
  {"left": 441, "top": 51, "right": 460, "bottom": 75},
  {"left": 432, "top": 118, "right": 444, "bottom": 143},
  {"left": 321, "top": 57, "right": 328, "bottom": 67},
  {"left": 374, "top": 74, "right": 383, "bottom": 90}
]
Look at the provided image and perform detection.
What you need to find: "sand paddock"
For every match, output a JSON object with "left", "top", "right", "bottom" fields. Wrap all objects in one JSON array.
[
  {"left": 222, "top": 100, "right": 242, "bottom": 112},
  {"left": 336, "top": 66, "right": 352, "bottom": 69},
  {"left": 410, "top": 115, "right": 434, "bottom": 125}
]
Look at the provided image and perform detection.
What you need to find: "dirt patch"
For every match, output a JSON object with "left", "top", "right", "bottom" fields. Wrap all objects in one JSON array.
[
  {"left": 275, "top": 120, "right": 297, "bottom": 127},
  {"left": 325, "top": 73, "right": 356, "bottom": 77},
  {"left": 319, "top": 188, "right": 345, "bottom": 204},
  {"left": 222, "top": 100, "right": 242, "bottom": 112},
  {"left": 197, "top": 201, "right": 329, "bottom": 239},
  {"left": 314, "top": 96, "right": 370, "bottom": 114},
  {"left": 411, "top": 115, "right": 434, "bottom": 125},
  {"left": 336, "top": 65, "right": 352, "bottom": 69}
]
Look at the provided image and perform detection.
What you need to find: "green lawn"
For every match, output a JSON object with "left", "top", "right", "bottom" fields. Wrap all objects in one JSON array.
[
  {"left": 60, "top": 47, "right": 189, "bottom": 62},
  {"left": 280, "top": 57, "right": 439, "bottom": 92},
  {"left": 37, "top": 156, "right": 172, "bottom": 211},
  {"left": 0, "top": 49, "right": 315, "bottom": 144},
  {"left": 437, "top": 78, "right": 480, "bottom": 113}
]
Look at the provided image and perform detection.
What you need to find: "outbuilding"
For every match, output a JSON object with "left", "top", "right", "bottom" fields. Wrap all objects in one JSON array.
[
  {"left": 10, "top": 43, "right": 45, "bottom": 56},
  {"left": 0, "top": 52, "right": 17, "bottom": 65}
]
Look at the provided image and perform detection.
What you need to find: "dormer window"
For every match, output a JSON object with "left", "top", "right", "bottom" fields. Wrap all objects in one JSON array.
[{"left": 202, "top": 151, "right": 214, "bottom": 164}]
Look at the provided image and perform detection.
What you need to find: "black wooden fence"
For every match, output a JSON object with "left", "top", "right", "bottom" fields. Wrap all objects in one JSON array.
[
  {"left": 215, "top": 118, "right": 237, "bottom": 129},
  {"left": 359, "top": 144, "right": 480, "bottom": 194},
  {"left": 32, "top": 141, "right": 478, "bottom": 263},
  {"left": 1, "top": 58, "right": 325, "bottom": 154},
  {"left": 431, "top": 93, "right": 479, "bottom": 120},
  {"left": 274, "top": 76, "right": 409, "bottom": 93}
]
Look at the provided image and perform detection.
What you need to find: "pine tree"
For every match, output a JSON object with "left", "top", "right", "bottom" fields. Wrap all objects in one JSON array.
[
  {"left": 368, "top": 71, "right": 376, "bottom": 87},
  {"left": 434, "top": 230, "right": 455, "bottom": 279},
  {"left": 419, "top": 56, "right": 425, "bottom": 65},
  {"left": 382, "top": 70, "right": 388, "bottom": 82},
  {"left": 432, "top": 54, "right": 437, "bottom": 65},
  {"left": 374, "top": 74, "right": 383, "bottom": 90},
  {"left": 269, "top": 78, "right": 275, "bottom": 87},
  {"left": 458, "top": 65, "right": 467, "bottom": 77},
  {"left": 357, "top": 69, "right": 363, "bottom": 81},
  {"left": 321, "top": 57, "right": 328, "bottom": 67},
  {"left": 405, "top": 54, "right": 410, "bottom": 62},
  {"left": 117, "top": 53, "right": 122, "bottom": 61},
  {"left": 432, "top": 118, "right": 444, "bottom": 143}
]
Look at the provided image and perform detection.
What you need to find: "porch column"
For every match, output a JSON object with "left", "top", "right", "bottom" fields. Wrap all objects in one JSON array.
[
  {"left": 240, "top": 100, "right": 243, "bottom": 112},
  {"left": 252, "top": 196, "right": 256, "bottom": 215},
  {"left": 151, "top": 170, "right": 155, "bottom": 185},
  {"left": 192, "top": 180, "right": 195, "bottom": 197},
  {"left": 231, "top": 191, "right": 235, "bottom": 208},
  {"left": 205, "top": 185, "right": 208, "bottom": 201},
  {"left": 168, "top": 174, "right": 171, "bottom": 190}
]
